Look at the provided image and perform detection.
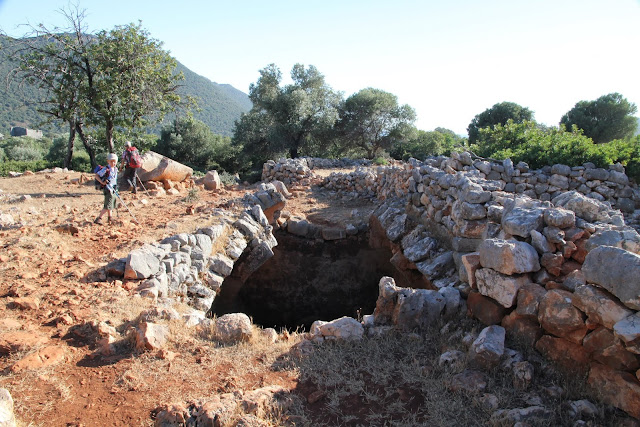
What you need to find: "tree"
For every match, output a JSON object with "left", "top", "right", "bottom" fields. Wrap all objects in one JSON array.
[
  {"left": 334, "top": 88, "right": 416, "bottom": 159},
  {"left": 467, "top": 102, "right": 534, "bottom": 144},
  {"left": 233, "top": 63, "right": 342, "bottom": 161},
  {"left": 6, "top": 7, "right": 96, "bottom": 168},
  {"left": 560, "top": 93, "right": 638, "bottom": 144},
  {"left": 8, "top": 8, "right": 186, "bottom": 167},
  {"left": 156, "top": 116, "right": 236, "bottom": 171},
  {"left": 390, "top": 127, "right": 464, "bottom": 160},
  {"left": 86, "top": 22, "right": 184, "bottom": 153}
]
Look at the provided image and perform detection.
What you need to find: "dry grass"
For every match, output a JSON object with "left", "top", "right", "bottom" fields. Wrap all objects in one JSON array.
[{"left": 280, "top": 319, "right": 631, "bottom": 427}]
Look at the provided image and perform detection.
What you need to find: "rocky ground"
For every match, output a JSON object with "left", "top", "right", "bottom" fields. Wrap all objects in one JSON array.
[
  {"left": 0, "top": 169, "right": 638, "bottom": 426},
  {"left": 0, "top": 169, "right": 373, "bottom": 426}
]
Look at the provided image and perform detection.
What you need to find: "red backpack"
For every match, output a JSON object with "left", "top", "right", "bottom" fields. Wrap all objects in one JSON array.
[{"left": 127, "top": 147, "right": 143, "bottom": 168}]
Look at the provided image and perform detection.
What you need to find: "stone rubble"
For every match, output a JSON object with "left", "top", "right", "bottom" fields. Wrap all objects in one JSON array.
[{"left": 115, "top": 152, "right": 640, "bottom": 421}]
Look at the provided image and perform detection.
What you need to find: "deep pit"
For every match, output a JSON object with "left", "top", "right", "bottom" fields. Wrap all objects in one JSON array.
[{"left": 211, "top": 229, "right": 413, "bottom": 330}]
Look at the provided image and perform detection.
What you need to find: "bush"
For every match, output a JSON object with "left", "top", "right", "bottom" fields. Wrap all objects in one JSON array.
[
  {"left": 373, "top": 156, "right": 389, "bottom": 165},
  {"left": 0, "top": 160, "right": 51, "bottom": 176},
  {"left": 471, "top": 121, "right": 640, "bottom": 183}
]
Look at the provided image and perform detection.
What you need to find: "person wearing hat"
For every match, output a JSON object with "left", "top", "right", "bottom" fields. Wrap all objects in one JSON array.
[
  {"left": 94, "top": 153, "right": 119, "bottom": 225},
  {"left": 121, "top": 140, "right": 141, "bottom": 194}
]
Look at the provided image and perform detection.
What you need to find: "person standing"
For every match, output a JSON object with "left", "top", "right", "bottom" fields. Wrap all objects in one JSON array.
[
  {"left": 121, "top": 141, "right": 142, "bottom": 194},
  {"left": 94, "top": 153, "right": 118, "bottom": 225}
]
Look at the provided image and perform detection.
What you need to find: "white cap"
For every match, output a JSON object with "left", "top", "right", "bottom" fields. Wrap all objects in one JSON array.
[
  {"left": 125, "top": 141, "right": 132, "bottom": 147},
  {"left": 107, "top": 153, "right": 117, "bottom": 161}
]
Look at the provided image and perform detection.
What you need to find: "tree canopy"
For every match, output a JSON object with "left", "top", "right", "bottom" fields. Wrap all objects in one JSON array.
[
  {"left": 467, "top": 102, "right": 534, "bottom": 144},
  {"left": 156, "top": 116, "right": 237, "bottom": 172},
  {"left": 335, "top": 88, "right": 416, "bottom": 159},
  {"left": 390, "top": 127, "right": 464, "bottom": 161},
  {"left": 7, "top": 7, "right": 186, "bottom": 168},
  {"left": 560, "top": 92, "right": 638, "bottom": 144},
  {"left": 233, "top": 63, "right": 342, "bottom": 163}
]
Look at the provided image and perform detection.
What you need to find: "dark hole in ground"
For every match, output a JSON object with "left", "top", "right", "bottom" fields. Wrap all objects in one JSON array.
[{"left": 211, "top": 230, "right": 407, "bottom": 330}]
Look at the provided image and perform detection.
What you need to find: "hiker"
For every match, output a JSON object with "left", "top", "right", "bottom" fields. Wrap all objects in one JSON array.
[
  {"left": 94, "top": 153, "right": 118, "bottom": 225},
  {"left": 121, "top": 141, "right": 142, "bottom": 194}
]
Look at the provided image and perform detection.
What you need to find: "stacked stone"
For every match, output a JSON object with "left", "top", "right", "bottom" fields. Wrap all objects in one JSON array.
[
  {"left": 262, "top": 158, "right": 314, "bottom": 186},
  {"left": 321, "top": 167, "right": 378, "bottom": 198},
  {"left": 305, "top": 157, "right": 371, "bottom": 169},
  {"left": 370, "top": 178, "right": 640, "bottom": 418},
  {"left": 120, "top": 186, "right": 284, "bottom": 314}
]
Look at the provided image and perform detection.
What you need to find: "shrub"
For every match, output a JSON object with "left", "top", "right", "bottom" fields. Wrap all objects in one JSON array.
[
  {"left": 0, "top": 160, "right": 51, "bottom": 176},
  {"left": 373, "top": 156, "right": 388, "bottom": 165},
  {"left": 5, "top": 145, "right": 44, "bottom": 161},
  {"left": 471, "top": 121, "right": 640, "bottom": 183}
]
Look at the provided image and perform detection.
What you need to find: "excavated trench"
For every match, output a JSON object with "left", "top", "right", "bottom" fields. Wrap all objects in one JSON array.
[{"left": 211, "top": 229, "right": 413, "bottom": 330}]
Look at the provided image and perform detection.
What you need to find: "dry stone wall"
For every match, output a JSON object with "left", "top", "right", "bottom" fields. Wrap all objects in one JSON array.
[
  {"left": 113, "top": 183, "right": 287, "bottom": 318},
  {"left": 268, "top": 152, "right": 640, "bottom": 418}
]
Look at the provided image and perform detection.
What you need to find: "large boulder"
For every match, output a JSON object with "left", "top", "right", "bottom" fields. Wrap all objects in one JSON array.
[
  {"left": 537, "top": 290, "right": 588, "bottom": 344},
  {"left": 552, "top": 191, "right": 614, "bottom": 223},
  {"left": 588, "top": 363, "right": 640, "bottom": 419},
  {"left": 215, "top": 313, "right": 253, "bottom": 343},
  {"left": 200, "top": 170, "right": 222, "bottom": 190},
  {"left": 311, "top": 316, "right": 364, "bottom": 341},
  {"left": 475, "top": 268, "right": 531, "bottom": 308},
  {"left": 582, "top": 246, "right": 640, "bottom": 310},
  {"left": 137, "top": 151, "right": 193, "bottom": 182},
  {"left": 478, "top": 239, "right": 540, "bottom": 275}
]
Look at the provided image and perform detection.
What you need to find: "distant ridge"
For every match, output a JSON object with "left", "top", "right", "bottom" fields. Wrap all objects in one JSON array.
[{"left": 0, "top": 34, "right": 251, "bottom": 137}]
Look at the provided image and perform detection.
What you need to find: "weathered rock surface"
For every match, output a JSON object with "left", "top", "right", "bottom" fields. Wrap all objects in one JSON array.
[
  {"left": 475, "top": 268, "right": 531, "bottom": 308},
  {"left": 478, "top": 238, "right": 540, "bottom": 275},
  {"left": 137, "top": 151, "right": 193, "bottom": 182},
  {"left": 582, "top": 246, "right": 640, "bottom": 310},
  {"left": 469, "top": 325, "right": 505, "bottom": 370},
  {"left": 588, "top": 363, "right": 640, "bottom": 419},
  {"left": 215, "top": 313, "right": 253, "bottom": 343},
  {"left": 311, "top": 316, "right": 364, "bottom": 341}
]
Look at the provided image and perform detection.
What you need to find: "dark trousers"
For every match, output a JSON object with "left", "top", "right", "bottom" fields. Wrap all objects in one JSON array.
[{"left": 122, "top": 167, "right": 138, "bottom": 193}]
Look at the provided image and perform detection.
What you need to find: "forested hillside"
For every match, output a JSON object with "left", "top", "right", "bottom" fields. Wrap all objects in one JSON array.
[{"left": 0, "top": 35, "right": 251, "bottom": 137}]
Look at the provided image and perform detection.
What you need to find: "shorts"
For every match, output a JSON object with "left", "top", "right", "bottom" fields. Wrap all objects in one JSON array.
[{"left": 103, "top": 188, "right": 116, "bottom": 210}]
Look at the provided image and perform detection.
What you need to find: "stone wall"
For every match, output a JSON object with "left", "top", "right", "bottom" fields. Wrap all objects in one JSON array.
[
  {"left": 311, "top": 152, "right": 640, "bottom": 418},
  {"left": 112, "top": 183, "right": 287, "bottom": 320}
]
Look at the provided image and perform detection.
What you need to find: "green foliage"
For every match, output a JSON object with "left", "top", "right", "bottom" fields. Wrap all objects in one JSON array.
[
  {"left": 334, "top": 88, "right": 416, "bottom": 159},
  {"left": 184, "top": 187, "right": 200, "bottom": 204},
  {"left": 0, "top": 135, "right": 52, "bottom": 162},
  {"left": 390, "top": 127, "right": 465, "bottom": 160},
  {"left": 218, "top": 171, "right": 238, "bottom": 186},
  {"left": 560, "top": 92, "right": 638, "bottom": 144},
  {"left": 0, "top": 35, "right": 250, "bottom": 138},
  {"left": 373, "top": 156, "right": 389, "bottom": 165},
  {"left": 467, "top": 101, "right": 534, "bottom": 144},
  {"left": 233, "top": 63, "right": 342, "bottom": 165},
  {"left": 471, "top": 120, "right": 640, "bottom": 181},
  {"left": 156, "top": 116, "right": 238, "bottom": 172},
  {"left": 0, "top": 159, "right": 51, "bottom": 176}
]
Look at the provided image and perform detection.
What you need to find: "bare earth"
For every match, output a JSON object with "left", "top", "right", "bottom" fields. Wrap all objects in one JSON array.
[{"left": 0, "top": 170, "right": 375, "bottom": 426}]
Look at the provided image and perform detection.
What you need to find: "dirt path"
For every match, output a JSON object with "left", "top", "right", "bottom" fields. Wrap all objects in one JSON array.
[{"left": 0, "top": 169, "right": 376, "bottom": 426}]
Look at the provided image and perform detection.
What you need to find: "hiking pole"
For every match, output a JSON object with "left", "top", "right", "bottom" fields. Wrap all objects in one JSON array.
[
  {"left": 136, "top": 174, "right": 151, "bottom": 198},
  {"left": 110, "top": 186, "right": 139, "bottom": 224}
]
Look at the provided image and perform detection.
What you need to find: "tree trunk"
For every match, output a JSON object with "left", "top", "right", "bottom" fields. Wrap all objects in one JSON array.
[
  {"left": 65, "top": 120, "right": 76, "bottom": 169},
  {"left": 76, "top": 124, "right": 97, "bottom": 170},
  {"left": 289, "top": 147, "right": 298, "bottom": 158},
  {"left": 106, "top": 119, "right": 115, "bottom": 154}
]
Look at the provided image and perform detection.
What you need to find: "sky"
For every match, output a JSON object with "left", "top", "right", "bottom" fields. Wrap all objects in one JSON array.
[{"left": 1, "top": 0, "right": 639, "bottom": 136}]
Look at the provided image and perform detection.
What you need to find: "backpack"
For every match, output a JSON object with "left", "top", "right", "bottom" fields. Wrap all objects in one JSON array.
[
  {"left": 128, "top": 148, "right": 143, "bottom": 168},
  {"left": 94, "top": 165, "right": 109, "bottom": 190}
]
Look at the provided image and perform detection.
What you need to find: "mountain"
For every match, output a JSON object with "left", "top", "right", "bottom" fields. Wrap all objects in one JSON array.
[
  {"left": 0, "top": 34, "right": 251, "bottom": 137},
  {"left": 173, "top": 62, "right": 252, "bottom": 136}
]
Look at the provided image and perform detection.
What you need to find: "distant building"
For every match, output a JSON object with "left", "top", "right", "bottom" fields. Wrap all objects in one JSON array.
[{"left": 9, "top": 126, "right": 43, "bottom": 139}]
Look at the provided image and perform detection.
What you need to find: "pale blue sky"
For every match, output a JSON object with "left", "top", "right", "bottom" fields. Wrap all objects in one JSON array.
[{"left": 1, "top": 0, "right": 639, "bottom": 136}]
